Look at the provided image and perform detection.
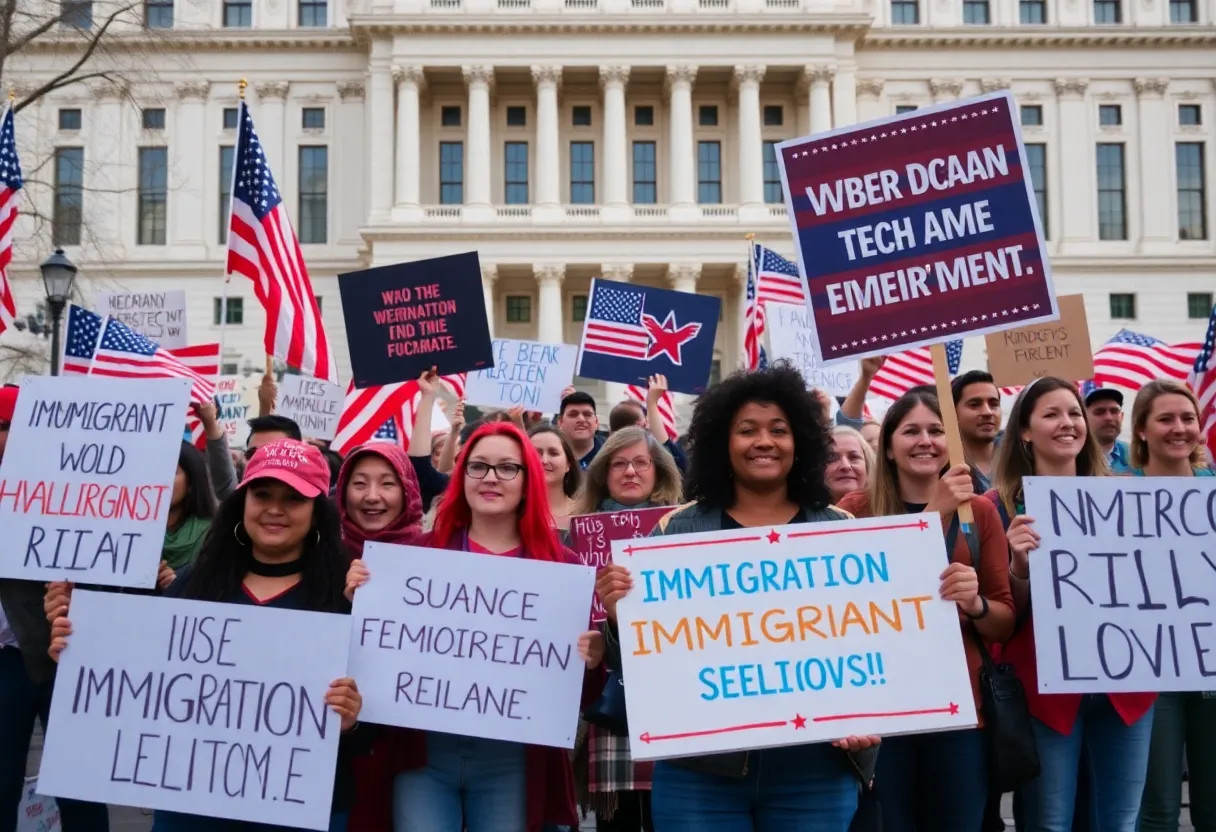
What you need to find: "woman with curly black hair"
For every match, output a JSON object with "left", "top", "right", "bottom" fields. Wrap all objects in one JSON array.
[{"left": 594, "top": 362, "right": 878, "bottom": 832}]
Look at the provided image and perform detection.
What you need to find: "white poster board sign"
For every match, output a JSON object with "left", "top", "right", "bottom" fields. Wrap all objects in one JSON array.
[
  {"left": 277, "top": 377, "right": 344, "bottom": 441},
  {"left": 38, "top": 591, "right": 350, "bottom": 831},
  {"left": 18, "top": 779, "right": 60, "bottom": 832},
  {"left": 465, "top": 338, "right": 578, "bottom": 414},
  {"left": 613, "top": 514, "right": 977, "bottom": 761},
  {"left": 97, "top": 290, "right": 188, "bottom": 351},
  {"left": 1025, "top": 476, "right": 1216, "bottom": 693},
  {"left": 0, "top": 376, "right": 191, "bottom": 588},
  {"left": 764, "top": 302, "right": 861, "bottom": 398},
  {"left": 349, "top": 542, "right": 596, "bottom": 748},
  {"left": 214, "top": 375, "right": 256, "bottom": 448}
]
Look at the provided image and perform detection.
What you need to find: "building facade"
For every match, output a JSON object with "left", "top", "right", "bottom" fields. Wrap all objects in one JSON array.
[{"left": 5, "top": 0, "right": 1215, "bottom": 417}]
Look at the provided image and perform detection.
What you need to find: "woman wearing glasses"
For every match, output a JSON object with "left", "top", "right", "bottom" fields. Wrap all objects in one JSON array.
[{"left": 344, "top": 422, "right": 604, "bottom": 831}]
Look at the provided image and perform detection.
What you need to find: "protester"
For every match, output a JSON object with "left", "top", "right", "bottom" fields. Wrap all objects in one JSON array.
[
  {"left": 575, "top": 426, "right": 682, "bottom": 517},
  {"left": 406, "top": 368, "right": 453, "bottom": 512},
  {"left": 1129, "top": 380, "right": 1215, "bottom": 832},
  {"left": 529, "top": 423, "right": 582, "bottom": 531},
  {"left": 161, "top": 440, "right": 220, "bottom": 569},
  {"left": 836, "top": 391, "right": 1014, "bottom": 831},
  {"left": 47, "top": 439, "right": 366, "bottom": 832},
  {"left": 558, "top": 390, "right": 604, "bottom": 469},
  {"left": 192, "top": 399, "right": 239, "bottom": 500},
  {"left": 951, "top": 370, "right": 1002, "bottom": 490},
  {"left": 859, "top": 420, "right": 881, "bottom": 454},
  {"left": 826, "top": 425, "right": 873, "bottom": 503},
  {"left": 337, "top": 441, "right": 424, "bottom": 558},
  {"left": 991, "top": 377, "right": 1154, "bottom": 831},
  {"left": 431, "top": 399, "right": 465, "bottom": 474},
  {"left": 245, "top": 413, "right": 304, "bottom": 458},
  {"left": 1084, "top": 386, "right": 1130, "bottom": 473},
  {"left": 595, "top": 363, "right": 877, "bottom": 831}
]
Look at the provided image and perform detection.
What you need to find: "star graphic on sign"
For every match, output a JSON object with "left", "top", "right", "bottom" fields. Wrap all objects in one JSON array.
[
  {"left": 792, "top": 714, "right": 808, "bottom": 729},
  {"left": 766, "top": 529, "right": 781, "bottom": 544},
  {"left": 948, "top": 702, "right": 960, "bottom": 715},
  {"left": 641, "top": 310, "right": 702, "bottom": 365}
]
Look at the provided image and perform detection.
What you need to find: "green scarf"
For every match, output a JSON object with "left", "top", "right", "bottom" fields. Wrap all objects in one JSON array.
[
  {"left": 597, "top": 497, "right": 655, "bottom": 513},
  {"left": 162, "top": 515, "right": 212, "bottom": 570}
]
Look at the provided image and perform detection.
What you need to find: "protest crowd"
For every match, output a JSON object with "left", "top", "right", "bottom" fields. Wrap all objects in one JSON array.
[{"left": 2, "top": 89, "right": 1216, "bottom": 832}]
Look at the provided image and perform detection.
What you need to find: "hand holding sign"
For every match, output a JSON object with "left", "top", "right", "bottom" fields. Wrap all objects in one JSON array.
[{"left": 925, "top": 465, "right": 975, "bottom": 517}]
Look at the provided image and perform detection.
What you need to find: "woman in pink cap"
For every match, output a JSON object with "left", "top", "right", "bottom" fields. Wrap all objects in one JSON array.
[{"left": 49, "top": 439, "right": 367, "bottom": 832}]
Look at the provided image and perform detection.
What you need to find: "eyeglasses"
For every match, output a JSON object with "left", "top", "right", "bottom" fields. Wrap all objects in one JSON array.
[
  {"left": 609, "top": 457, "right": 652, "bottom": 474},
  {"left": 466, "top": 461, "right": 523, "bottom": 481}
]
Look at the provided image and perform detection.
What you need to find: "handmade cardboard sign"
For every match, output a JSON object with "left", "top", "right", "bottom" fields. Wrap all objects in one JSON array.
[
  {"left": 465, "top": 338, "right": 577, "bottom": 414},
  {"left": 277, "top": 376, "right": 344, "bottom": 441},
  {"left": 569, "top": 506, "right": 671, "bottom": 623},
  {"left": 97, "top": 290, "right": 188, "bottom": 351},
  {"left": 764, "top": 302, "right": 861, "bottom": 397},
  {"left": 776, "top": 90, "right": 1057, "bottom": 366},
  {"left": 985, "top": 294, "right": 1093, "bottom": 387},
  {"left": 214, "top": 375, "right": 256, "bottom": 447}
]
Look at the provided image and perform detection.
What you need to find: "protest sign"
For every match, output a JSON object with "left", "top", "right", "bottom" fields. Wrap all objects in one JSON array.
[
  {"left": 569, "top": 506, "right": 672, "bottom": 623},
  {"left": 613, "top": 514, "right": 977, "bottom": 761},
  {"left": 763, "top": 302, "right": 861, "bottom": 398},
  {"left": 214, "top": 375, "right": 256, "bottom": 447},
  {"left": 576, "top": 278, "right": 720, "bottom": 395},
  {"left": 18, "top": 779, "right": 60, "bottom": 832},
  {"left": 465, "top": 338, "right": 577, "bottom": 414},
  {"left": 1024, "top": 476, "right": 1216, "bottom": 693},
  {"left": 97, "top": 290, "right": 188, "bottom": 351},
  {"left": 277, "top": 376, "right": 344, "bottom": 441},
  {"left": 338, "top": 252, "right": 493, "bottom": 389},
  {"left": 0, "top": 376, "right": 191, "bottom": 588},
  {"left": 777, "top": 90, "right": 1057, "bottom": 366},
  {"left": 985, "top": 294, "right": 1093, "bottom": 387},
  {"left": 349, "top": 543, "right": 596, "bottom": 748},
  {"left": 38, "top": 590, "right": 350, "bottom": 831}
]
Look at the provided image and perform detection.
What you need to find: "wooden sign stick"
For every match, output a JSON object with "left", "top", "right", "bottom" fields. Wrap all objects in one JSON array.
[{"left": 930, "top": 342, "right": 975, "bottom": 529}]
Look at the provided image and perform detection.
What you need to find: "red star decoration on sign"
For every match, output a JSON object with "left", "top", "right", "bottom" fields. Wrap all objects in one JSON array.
[
  {"left": 641, "top": 311, "right": 702, "bottom": 365},
  {"left": 792, "top": 714, "right": 807, "bottom": 729},
  {"left": 766, "top": 529, "right": 781, "bottom": 544},
  {"left": 948, "top": 702, "right": 960, "bottom": 715},
  {"left": 917, "top": 519, "right": 929, "bottom": 530}
]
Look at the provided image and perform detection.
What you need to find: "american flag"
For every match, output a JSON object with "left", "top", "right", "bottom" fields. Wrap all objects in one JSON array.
[
  {"left": 1093, "top": 329, "right": 1202, "bottom": 390},
  {"left": 583, "top": 283, "right": 651, "bottom": 360},
  {"left": 330, "top": 373, "right": 467, "bottom": 455},
  {"left": 743, "top": 245, "right": 805, "bottom": 371},
  {"left": 1188, "top": 303, "right": 1216, "bottom": 443},
  {"left": 62, "top": 304, "right": 104, "bottom": 376},
  {"left": 869, "top": 340, "right": 963, "bottom": 400},
  {"left": 226, "top": 102, "right": 336, "bottom": 383},
  {"left": 624, "top": 384, "right": 678, "bottom": 440},
  {"left": 372, "top": 416, "right": 400, "bottom": 442},
  {"left": 0, "top": 106, "right": 22, "bottom": 335},
  {"left": 92, "top": 318, "right": 218, "bottom": 404}
]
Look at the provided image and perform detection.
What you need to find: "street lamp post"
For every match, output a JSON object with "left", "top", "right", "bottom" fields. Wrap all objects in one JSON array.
[{"left": 40, "top": 248, "right": 78, "bottom": 377}]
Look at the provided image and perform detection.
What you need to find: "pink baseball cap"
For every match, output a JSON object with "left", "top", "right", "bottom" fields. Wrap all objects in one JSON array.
[
  {"left": 0, "top": 387, "right": 17, "bottom": 422},
  {"left": 239, "top": 439, "right": 330, "bottom": 499}
]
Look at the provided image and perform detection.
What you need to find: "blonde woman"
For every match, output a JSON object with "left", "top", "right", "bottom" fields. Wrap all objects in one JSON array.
[
  {"left": 826, "top": 425, "right": 874, "bottom": 503},
  {"left": 575, "top": 426, "right": 683, "bottom": 516}
]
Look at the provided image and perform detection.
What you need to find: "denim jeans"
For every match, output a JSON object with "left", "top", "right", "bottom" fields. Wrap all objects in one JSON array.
[
  {"left": 1140, "top": 691, "right": 1216, "bottom": 832},
  {"left": 874, "top": 728, "right": 988, "bottom": 832},
  {"left": 0, "top": 646, "right": 111, "bottom": 832},
  {"left": 151, "top": 810, "right": 348, "bottom": 831},
  {"left": 1020, "top": 696, "right": 1154, "bottom": 832},
  {"left": 650, "top": 743, "right": 857, "bottom": 832},
  {"left": 392, "top": 733, "right": 526, "bottom": 832}
]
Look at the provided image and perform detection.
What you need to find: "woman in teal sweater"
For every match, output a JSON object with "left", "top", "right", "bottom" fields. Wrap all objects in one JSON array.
[{"left": 162, "top": 440, "right": 220, "bottom": 570}]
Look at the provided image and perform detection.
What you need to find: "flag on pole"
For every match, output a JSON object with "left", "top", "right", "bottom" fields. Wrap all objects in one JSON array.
[
  {"left": 0, "top": 105, "right": 22, "bottom": 335},
  {"left": 91, "top": 318, "right": 218, "bottom": 404},
  {"left": 226, "top": 101, "right": 336, "bottom": 383},
  {"left": 742, "top": 244, "right": 805, "bottom": 371},
  {"left": 1092, "top": 329, "right": 1202, "bottom": 390},
  {"left": 624, "top": 384, "right": 678, "bottom": 440},
  {"left": 1188, "top": 303, "right": 1216, "bottom": 446},
  {"left": 869, "top": 341, "right": 964, "bottom": 400}
]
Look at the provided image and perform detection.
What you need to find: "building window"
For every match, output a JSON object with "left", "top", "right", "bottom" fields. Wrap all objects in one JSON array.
[
  {"left": 223, "top": 0, "right": 252, "bottom": 26},
  {"left": 890, "top": 0, "right": 919, "bottom": 23},
  {"left": 141, "top": 108, "right": 166, "bottom": 131},
  {"left": 1024, "top": 143, "right": 1048, "bottom": 240},
  {"left": 1099, "top": 105, "right": 1122, "bottom": 126},
  {"left": 1188, "top": 292, "right": 1213, "bottom": 318},
  {"left": 570, "top": 142, "right": 595, "bottom": 204},
  {"left": 223, "top": 107, "right": 239, "bottom": 130},
  {"left": 60, "top": 1, "right": 92, "bottom": 27},
  {"left": 1093, "top": 0, "right": 1121, "bottom": 21},
  {"left": 314, "top": 295, "right": 323, "bottom": 314},
  {"left": 52, "top": 147, "right": 84, "bottom": 246},
  {"left": 219, "top": 146, "right": 234, "bottom": 244},
  {"left": 697, "top": 141, "right": 721, "bottom": 204},
  {"left": 1020, "top": 105, "right": 1043, "bottom": 126},
  {"left": 1176, "top": 142, "right": 1207, "bottom": 240},
  {"left": 963, "top": 0, "right": 990, "bottom": 23},
  {"left": 136, "top": 147, "right": 167, "bottom": 245},
  {"left": 1169, "top": 0, "right": 1196, "bottom": 21},
  {"left": 58, "top": 109, "right": 82, "bottom": 131},
  {"left": 1179, "top": 104, "right": 1202, "bottom": 126},
  {"left": 504, "top": 142, "right": 529, "bottom": 205},
  {"left": 634, "top": 105, "right": 654, "bottom": 126},
  {"left": 302, "top": 107, "right": 325, "bottom": 129},
  {"left": 298, "top": 0, "right": 326, "bottom": 25},
  {"left": 213, "top": 297, "right": 244, "bottom": 325},
  {"left": 1109, "top": 293, "right": 1136, "bottom": 319},
  {"left": 1019, "top": 0, "right": 1046, "bottom": 21},
  {"left": 441, "top": 106, "right": 461, "bottom": 127},
  {"left": 762, "top": 141, "right": 782, "bottom": 204},
  {"left": 698, "top": 105, "right": 718, "bottom": 127},
  {"left": 145, "top": 0, "right": 173, "bottom": 27},
  {"left": 763, "top": 105, "right": 784, "bottom": 127},
  {"left": 632, "top": 141, "right": 657, "bottom": 205},
  {"left": 297, "top": 146, "right": 328, "bottom": 244},
  {"left": 1096, "top": 143, "right": 1127, "bottom": 241},
  {"left": 896, "top": 105, "right": 918, "bottom": 115},
  {"left": 506, "top": 296, "right": 532, "bottom": 324},
  {"left": 572, "top": 295, "right": 588, "bottom": 322},
  {"left": 439, "top": 142, "right": 463, "bottom": 204},
  {"left": 572, "top": 106, "right": 592, "bottom": 127},
  {"left": 506, "top": 106, "right": 527, "bottom": 127}
]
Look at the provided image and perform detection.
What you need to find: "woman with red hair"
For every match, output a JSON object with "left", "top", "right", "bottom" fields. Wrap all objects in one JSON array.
[{"left": 345, "top": 422, "right": 604, "bottom": 832}]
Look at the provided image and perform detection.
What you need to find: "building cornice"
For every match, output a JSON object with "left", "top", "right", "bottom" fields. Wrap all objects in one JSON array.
[
  {"left": 22, "top": 29, "right": 359, "bottom": 54},
  {"left": 860, "top": 26, "right": 1216, "bottom": 49},
  {"left": 348, "top": 13, "right": 873, "bottom": 37}
]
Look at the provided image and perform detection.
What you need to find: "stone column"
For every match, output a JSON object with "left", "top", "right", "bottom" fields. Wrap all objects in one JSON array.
[
  {"left": 805, "top": 66, "right": 834, "bottom": 134},
  {"left": 833, "top": 64, "right": 857, "bottom": 127},
  {"left": 930, "top": 78, "right": 963, "bottom": 104},
  {"left": 1055, "top": 78, "right": 1094, "bottom": 245},
  {"left": 1135, "top": 77, "right": 1173, "bottom": 251},
  {"left": 666, "top": 65, "right": 698, "bottom": 221},
  {"left": 88, "top": 80, "right": 128, "bottom": 249},
  {"left": 735, "top": 65, "right": 766, "bottom": 221},
  {"left": 600, "top": 263, "right": 634, "bottom": 404},
  {"left": 600, "top": 66, "right": 631, "bottom": 223},
  {"left": 532, "top": 65, "right": 563, "bottom": 222},
  {"left": 856, "top": 78, "right": 886, "bottom": 123},
  {"left": 534, "top": 264, "right": 566, "bottom": 344},
  {"left": 481, "top": 263, "right": 498, "bottom": 338},
  {"left": 336, "top": 81, "right": 365, "bottom": 243},
  {"left": 254, "top": 81, "right": 290, "bottom": 181},
  {"left": 393, "top": 65, "right": 424, "bottom": 221},
  {"left": 173, "top": 82, "right": 209, "bottom": 253},
  {"left": 365, "top": 67, "right": 394, "bottom": 221},
  {"left": 463, "top": 65, "right": 495, "bottom": 222}
]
